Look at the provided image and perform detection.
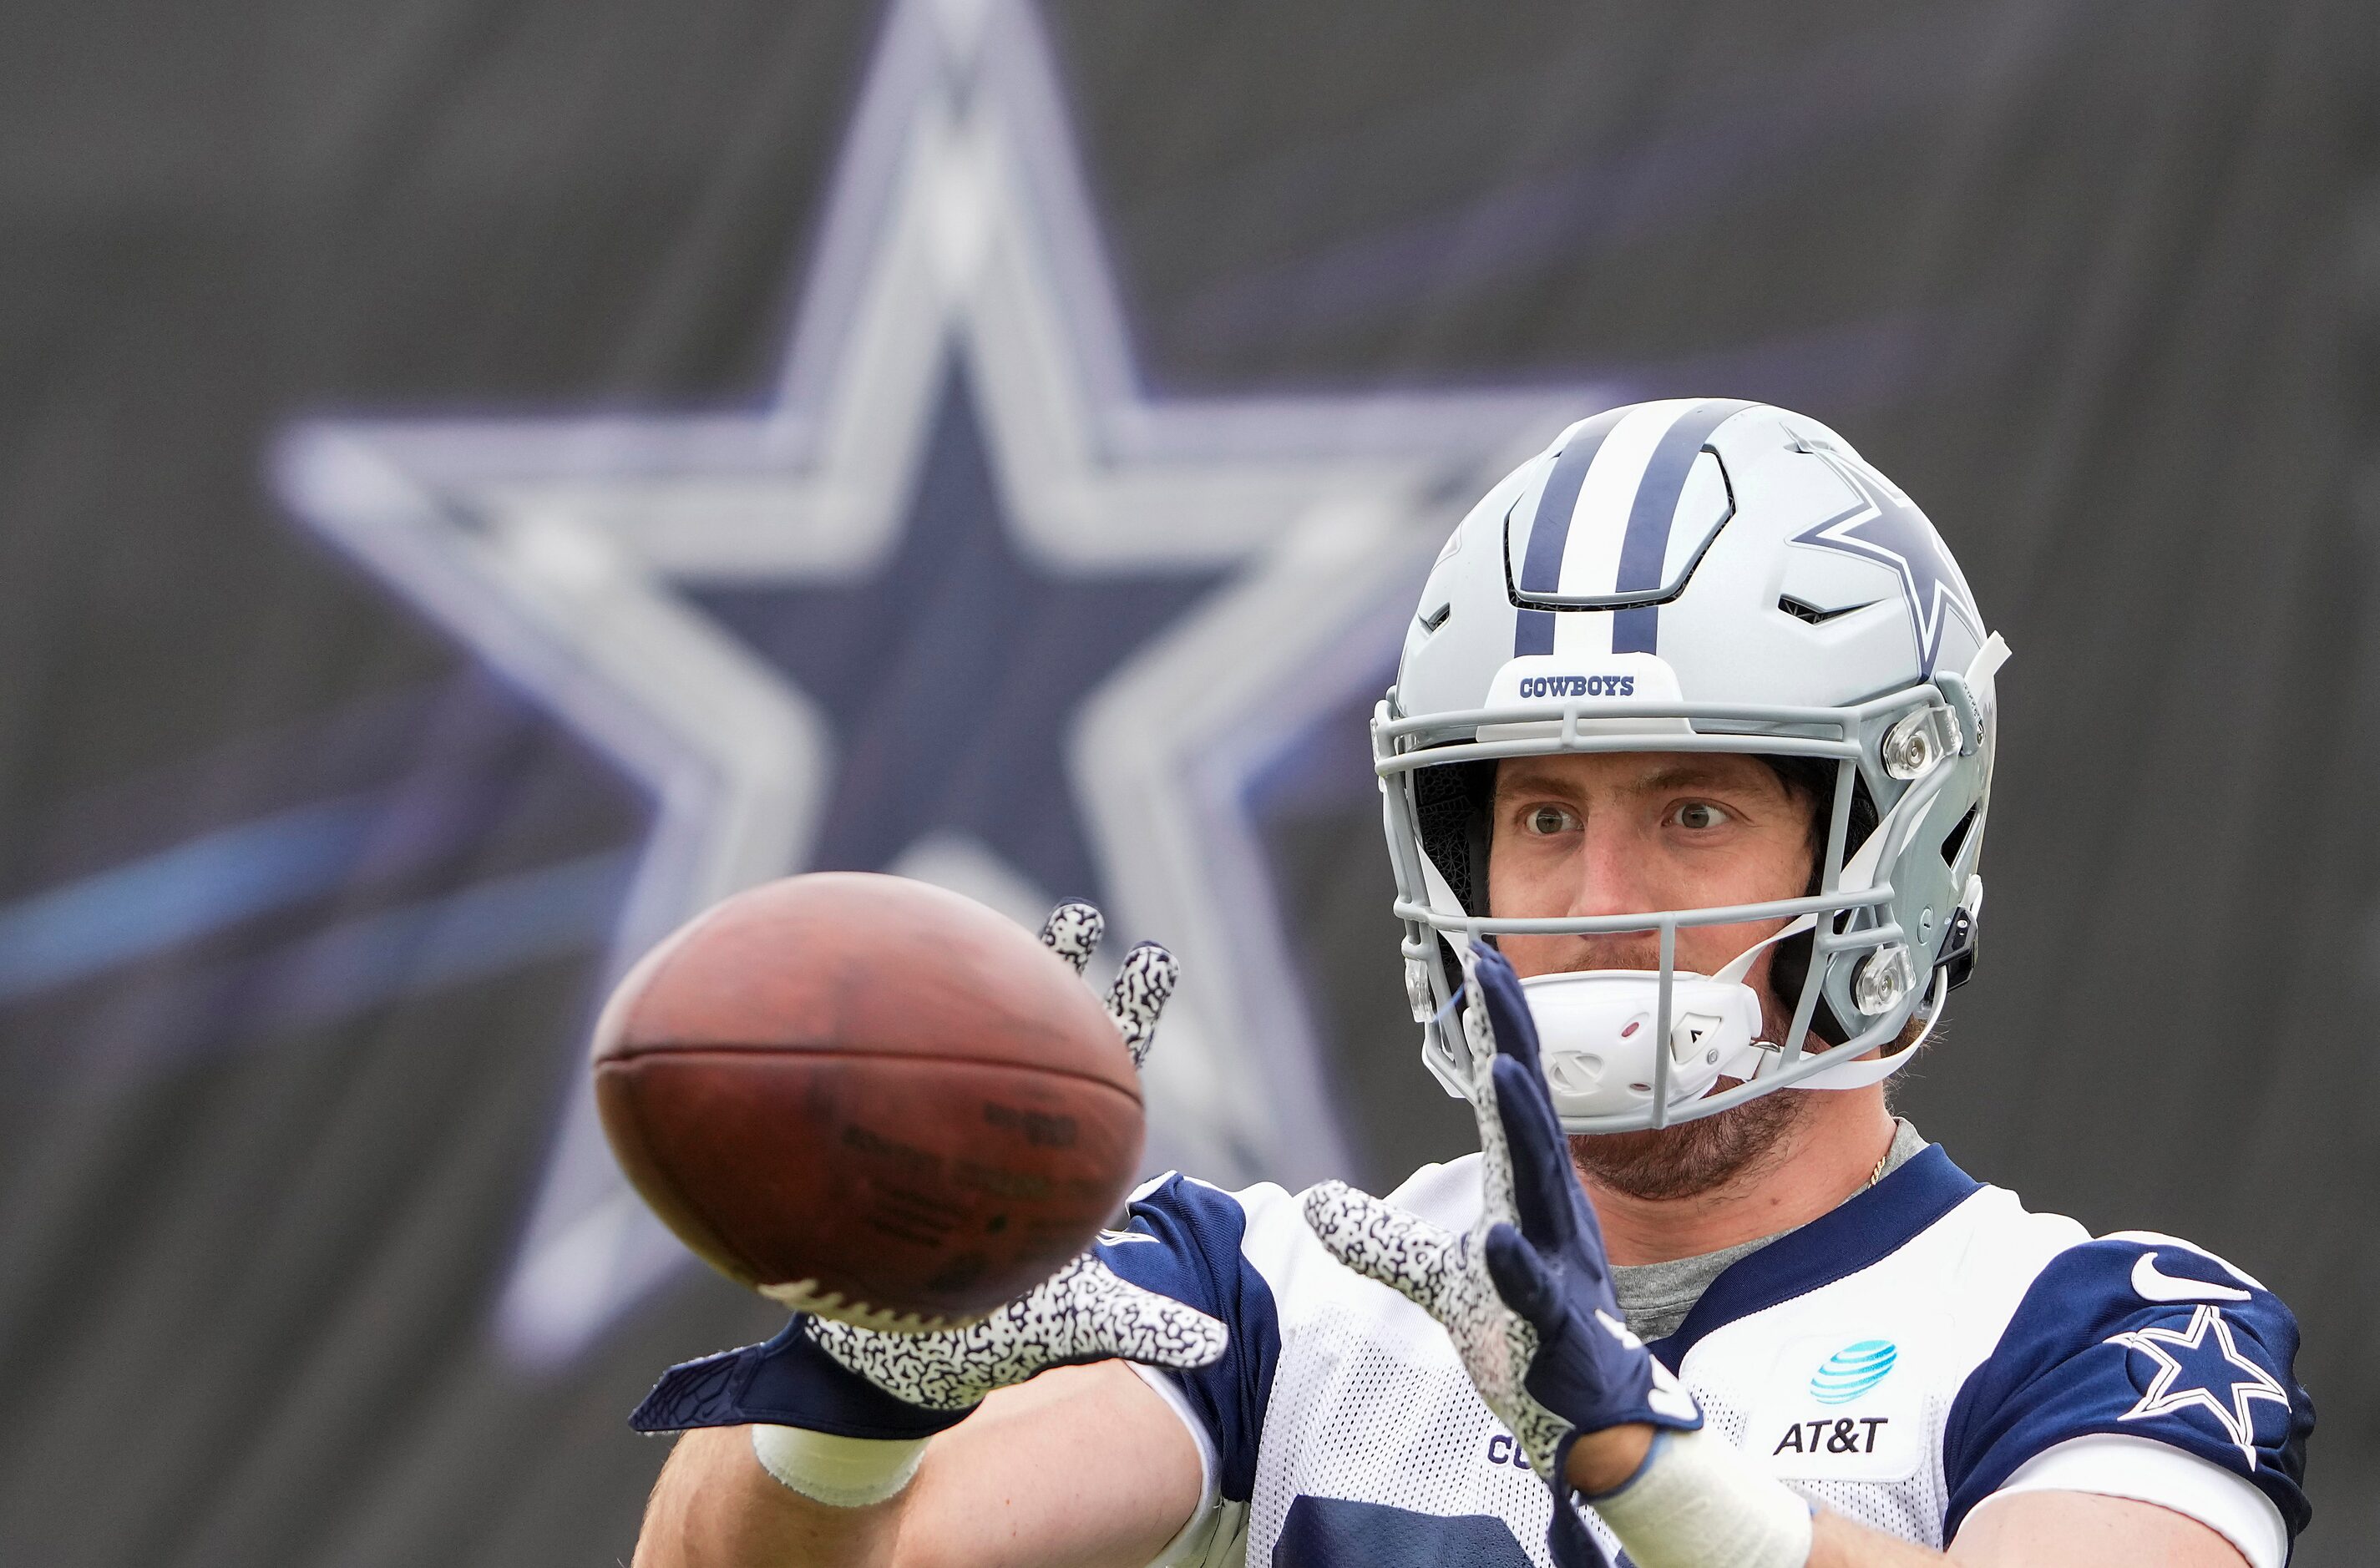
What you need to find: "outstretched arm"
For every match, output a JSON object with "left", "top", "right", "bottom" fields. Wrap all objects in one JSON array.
[
  {"left": 630, "top": 903, "right": 1221, "bottom": 1568},
  {"left": 633, "top": 1359, "right": 1206, "bottom": 1568}
]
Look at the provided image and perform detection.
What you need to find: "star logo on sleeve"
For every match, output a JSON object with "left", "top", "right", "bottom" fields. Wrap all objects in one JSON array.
[
  {"left": 2104, "top": 1303, "right": 2291, "bottom": 1468},
  {"left": 1790, "top": 445, "right": 1982, "bottom": 675}
]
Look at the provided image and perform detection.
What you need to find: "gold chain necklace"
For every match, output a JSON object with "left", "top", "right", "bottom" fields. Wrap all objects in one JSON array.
[{"left": 1866, "top": 1130, "right": 1897, "bottom": 1189}]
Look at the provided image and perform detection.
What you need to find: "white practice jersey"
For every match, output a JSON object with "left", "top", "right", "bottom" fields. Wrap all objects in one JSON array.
[{"left": 1096, "top": 1146, "right": 2310, "bottom": 1568}]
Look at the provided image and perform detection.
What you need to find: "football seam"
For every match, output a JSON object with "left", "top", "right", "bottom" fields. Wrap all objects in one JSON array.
[
  {"left": 755, "top": 1277, "right": 987, "bottom": 1334},
  {"left": 592, "top": 1044, "right": 1142, "bottom": 1098}
]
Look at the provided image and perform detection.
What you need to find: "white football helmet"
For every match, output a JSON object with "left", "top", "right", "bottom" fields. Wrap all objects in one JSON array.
[{"left": 1378, "top": 398, "right": 2008, "bottom": 1133}]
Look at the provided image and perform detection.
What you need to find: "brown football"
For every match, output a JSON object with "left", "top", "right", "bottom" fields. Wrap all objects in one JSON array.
[{"left": 590, "top": 873, "right": 1143, "bottom": 1330}]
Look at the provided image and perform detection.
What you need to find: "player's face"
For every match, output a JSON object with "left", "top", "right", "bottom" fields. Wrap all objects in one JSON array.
[{"left": 1486, "top": 751, "right": 1812, "bottom": 988}]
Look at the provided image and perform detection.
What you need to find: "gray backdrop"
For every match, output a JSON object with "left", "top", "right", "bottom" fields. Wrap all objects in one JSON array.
[{"left": 0, "top": 1, "right": 2372, "bottom": 1561}]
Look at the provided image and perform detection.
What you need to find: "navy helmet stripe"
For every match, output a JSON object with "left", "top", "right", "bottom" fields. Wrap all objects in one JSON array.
[
  {"left": 1520, "top": 408, "right": 1626, "bottom": 594},
  {"left": 1512, "top": 407, "right": 1627, "bottom": 657},
  {"left": 1608, "top": 605, "right": 1658, "bottom": 655},
  {"left": 1512, "top": 606, "right": 1555, "bottom": 656},
  {"left": 1612, "top": 399, "right": 1754, "bottom": 655}
]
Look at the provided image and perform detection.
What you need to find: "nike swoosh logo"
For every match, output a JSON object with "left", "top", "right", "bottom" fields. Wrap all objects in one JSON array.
[
  {"left": 1097, "top": 1229, "right": 1159, "bottom": 1247},
  {"left": 2132, "top": 1252, "right": 2251, "bottom": 1303}
]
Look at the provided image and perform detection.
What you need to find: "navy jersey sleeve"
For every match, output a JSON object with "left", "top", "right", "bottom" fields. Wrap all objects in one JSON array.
[
  {"left": 1942, "top": 1236, "right": 2313, "bottom": 1545},
  {"left": 1094, "top": 1173, "right": 1284, "bottom": 1505}
]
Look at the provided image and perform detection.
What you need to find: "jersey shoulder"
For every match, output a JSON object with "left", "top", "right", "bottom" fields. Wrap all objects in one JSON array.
[
  {"left": 1096, "top": 1166, "right": 1447, "bottom": 1502},
  {"left": 1092, "top": 1172, "right": 1293, "bottom": 1504},
  {"left": 1942, "top": 1222, "right": 2312, "bottom": 1545},
  {"left": 1107, "top": 1161, "right": 1478, "bottom": 1324}
]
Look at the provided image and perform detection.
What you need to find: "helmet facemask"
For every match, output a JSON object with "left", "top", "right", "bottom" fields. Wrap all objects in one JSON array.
[{"left": 1377, "top": 649, "right": 2000, "bottom": 1135}]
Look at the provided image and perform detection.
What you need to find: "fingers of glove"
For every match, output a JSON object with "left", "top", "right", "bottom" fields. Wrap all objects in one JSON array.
[
  {"left": 1488, "top": 1054, "right": 1592, "bottom": 1255},
  {"left": 1040, "top": 901, "right": 1105, "bottom": 974},
  {"left": 808, "top": 1254, "right": 1220, "bottom": 1409},
  {"left": 1481, "top": 1221, "right": 1562, "bottom": 1327},
  {"left": 1056, "top": 1257, "right": 1228, "bottom": 1371},
  {"left": 1106, "top": 941, "right": 1177, "bottom": 1067},
  {"left": 1455, "top": 948, "right": 1527, "bottom": 1214},
  {"left": 1302, "top": 1180, "right": 1463, "bottom": 1319},
  {"left": 806, "top": 1317, "right": 990, "bottom": 1413}
]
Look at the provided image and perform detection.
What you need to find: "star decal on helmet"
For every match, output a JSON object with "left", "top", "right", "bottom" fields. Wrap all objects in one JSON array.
[
  {"left": 2104, "top": 1303, "right": 2291, "bottom": 1469},
  {"left": 1790, "top": 444, "right": 1983, "bottom": 675}
]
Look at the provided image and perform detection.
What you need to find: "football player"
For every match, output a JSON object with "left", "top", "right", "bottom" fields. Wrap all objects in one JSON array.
[{"left": 629, "top": 400, "right": 2312, "bottom": 1568}]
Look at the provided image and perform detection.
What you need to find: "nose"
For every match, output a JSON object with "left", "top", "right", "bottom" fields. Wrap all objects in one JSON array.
[
  {"left": 1554, "top": 817, "right": 1668, "bottom": 969},
  {"left": 1566, "top": 815, "right": 1662, "bottom": 921}
]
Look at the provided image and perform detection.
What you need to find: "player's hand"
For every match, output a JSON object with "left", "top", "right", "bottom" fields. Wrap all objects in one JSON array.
[
  {"left": 1301, "top": 943, "right": 1700, "bottom": 1551},
  {"left": 1034, "top": 897, "right": 1174, "bottom": 1068},
  {"left": 801, "top": 902, "right": 1215, "bottom": 1417},
  {"left": 629, "top": 901, "right": 1224, "bottom": 1442}
]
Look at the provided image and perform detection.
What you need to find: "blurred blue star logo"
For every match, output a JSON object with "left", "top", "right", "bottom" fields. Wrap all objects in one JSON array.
[
  {"left": 276, "top": 0, "right": 1603, "bottom": 1358},
  {"left": 690, "top": 370, "right": 1225, "bottom": 906}
]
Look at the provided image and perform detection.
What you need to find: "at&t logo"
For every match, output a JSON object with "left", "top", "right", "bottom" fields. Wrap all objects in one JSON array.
[{"left": 1810, "top": 1339, "right": 1897, "bottom": 1404}]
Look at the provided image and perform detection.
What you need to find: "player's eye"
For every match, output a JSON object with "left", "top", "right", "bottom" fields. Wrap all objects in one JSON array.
[
  {"left": 1523, "top": 804, "right": 1579, "bottom": 837},
  {"left": 1674, "top": 801, "right": 1732, "bottom": 831}
]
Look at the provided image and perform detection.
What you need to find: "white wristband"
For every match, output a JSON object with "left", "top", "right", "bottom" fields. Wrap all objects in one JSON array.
[
  {"left": 1584, "top": 1426, "right": 1814, "bottom": 1568},
  {"left": 748, "top": 1425, "right": 929, "bottom": 1509}
]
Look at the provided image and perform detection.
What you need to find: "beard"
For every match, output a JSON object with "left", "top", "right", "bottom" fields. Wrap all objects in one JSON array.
[
  {"left": 1563, "top": 979, "right": 1818, "bottom": 1201},
  {"left": 1567, "top": 1086, "right": 1811, "bottom": 1201}
]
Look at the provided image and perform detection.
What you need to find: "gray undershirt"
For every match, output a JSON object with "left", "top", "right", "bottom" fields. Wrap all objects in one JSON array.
[{"left": 1610, "top": 1118, "right": 1929, "bottom": 1342}]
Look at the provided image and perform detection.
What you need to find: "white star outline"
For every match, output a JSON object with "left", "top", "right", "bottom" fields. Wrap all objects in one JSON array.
[
  {"left": 272, "top": 0, "right": 1613, "bottom": 1361},
  {"left": 1792, "top": 444, "right": 1984, "bottom": 675},
  {"left": 2103, "top": 1303, "right": 2291, "bottom": 1469}
]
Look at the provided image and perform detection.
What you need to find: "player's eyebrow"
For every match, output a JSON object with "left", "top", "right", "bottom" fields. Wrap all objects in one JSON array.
[
  {"left": 1630, "top": 761, "right": 1772, "bottom": 797},
  {"left": 1493, "top": 760, "right": 1588, "bottom": 801},
  {"left": 1495, "top": 757, "right": 1780, "bottom": 802}
]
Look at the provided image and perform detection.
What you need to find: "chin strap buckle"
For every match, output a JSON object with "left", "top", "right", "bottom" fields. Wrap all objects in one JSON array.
[{"left": 1934, "top": 904, "right": 1980, "bottom": 990}]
